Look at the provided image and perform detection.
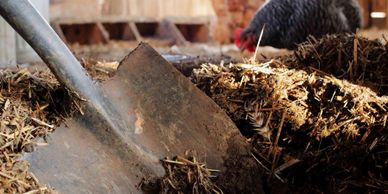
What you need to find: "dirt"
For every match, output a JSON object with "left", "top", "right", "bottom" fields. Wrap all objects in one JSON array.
[{"left": 215, "top": 134, "right": 264, "bottom": 194}]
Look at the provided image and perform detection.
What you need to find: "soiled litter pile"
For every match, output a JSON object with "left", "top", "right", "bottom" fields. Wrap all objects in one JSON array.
[
  {"left": 0, "top": 69, "right": 80, "bottom": 193},
  {"left": 190, "top": 34, "right": 388, "bottom": 193},
  {"left": 288, "top": 34, "right": 388, "bottom": 96}
]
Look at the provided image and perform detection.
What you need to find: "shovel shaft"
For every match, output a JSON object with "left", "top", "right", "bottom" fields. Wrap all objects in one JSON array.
[
  {"left": 0, "top": 0, "right": 97, "bottom": 100},
  {"left": 0, "top": 0, "right": 123, "bottom": 140},
  {"left": 0, "top": 0, "right": 147, "bottom": 164}
]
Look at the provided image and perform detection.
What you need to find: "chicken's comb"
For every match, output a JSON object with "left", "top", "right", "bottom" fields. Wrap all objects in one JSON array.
[
  {"left": 234, "top": 28, "right": 256, "bottom": 52},
  {"left": 233, "top": 28, "right": 244, "bottom": 48}
]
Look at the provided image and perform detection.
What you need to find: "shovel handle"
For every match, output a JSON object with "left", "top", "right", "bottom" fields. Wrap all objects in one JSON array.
[
  {"left": 0, "top": 0, "right": 98, "bottom": 99},
  {"left": 0, "top": 0, "right": 129, "bottom": 144}
]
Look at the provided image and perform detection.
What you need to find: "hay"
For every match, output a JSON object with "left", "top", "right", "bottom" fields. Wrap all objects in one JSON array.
[
  {"left": 0, "top": 69, "right": 80, "bottom": 193},
  {"left": 289, "top": 34, "right": 388, "bottom": 96},
  {"left": 193, "top": 61, "right": 387, "bottom": 139},
  {"left": 80, "top": 58, "right": 117, "bottom": 81},
  {"left": 191, "top": 34, "right": 388, "bottom": 193}
]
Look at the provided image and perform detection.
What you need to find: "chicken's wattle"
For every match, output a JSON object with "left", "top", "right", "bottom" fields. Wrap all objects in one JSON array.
[{"left": 234, "top": 28, "right": 256, "bottom": 52}]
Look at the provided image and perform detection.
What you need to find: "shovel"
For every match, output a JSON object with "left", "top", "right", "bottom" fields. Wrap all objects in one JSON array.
[{"left": 0, "top": 0, "right": 256, "bottom": 193}]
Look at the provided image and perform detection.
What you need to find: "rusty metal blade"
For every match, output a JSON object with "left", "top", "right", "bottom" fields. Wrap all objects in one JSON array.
[{"left": 24, "top": 43, "right": 247, "bottom": 193}]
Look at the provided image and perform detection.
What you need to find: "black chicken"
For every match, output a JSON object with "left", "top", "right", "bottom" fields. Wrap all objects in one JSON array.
[{"left": 237, "top": 0, "right": 362, "bottom": 50}]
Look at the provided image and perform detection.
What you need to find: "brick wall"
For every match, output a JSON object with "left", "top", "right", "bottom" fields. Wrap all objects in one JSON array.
[{"left": 211, "top": 0, "right": 265, "bottom": 43}]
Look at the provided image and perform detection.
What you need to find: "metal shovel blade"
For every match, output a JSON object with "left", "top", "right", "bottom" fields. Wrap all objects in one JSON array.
[{"left": 24, "top": 43, "right": 246, "bottom": 193}]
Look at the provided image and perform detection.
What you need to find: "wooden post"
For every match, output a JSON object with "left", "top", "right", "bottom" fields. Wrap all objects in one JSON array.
[
  {"left": 386, "top": 0, "right": 388, "bottom": 28},
  {"left": 129, "top": 22, "right": 143, "bottom": 41},
  {"left": 96, "top": 22, "right": 110, "bottom": 43},
  {"left": 52, "top": 22, "right": 68, "bottom": 43},
  {"left": 59, "top": 23, "right": 110, "bottom": 45},
  {"left": 159, "top": 20, "right": 189, "bottom": 46},
  {"left": 358, "top": 0, "right": 371, "bottom": 28}
]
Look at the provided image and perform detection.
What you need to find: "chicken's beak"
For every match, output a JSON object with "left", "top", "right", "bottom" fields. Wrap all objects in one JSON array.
[{"left": 240, "top": 40, "right": 248, "bottom": 52}]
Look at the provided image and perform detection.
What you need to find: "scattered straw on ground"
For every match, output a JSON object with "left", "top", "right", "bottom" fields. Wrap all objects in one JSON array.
[{"left": 81, "top": 58, "right": 118, "bottom": 81}]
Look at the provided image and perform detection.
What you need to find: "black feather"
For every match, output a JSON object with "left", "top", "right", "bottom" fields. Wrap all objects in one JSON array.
[{"left": 241, "top": 0, "right": 362, "bottom": 49}]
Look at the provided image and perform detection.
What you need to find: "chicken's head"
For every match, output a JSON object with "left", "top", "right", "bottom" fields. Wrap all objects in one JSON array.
[{"left": 234, "top": 28, "right": 257, "bottom": 52}]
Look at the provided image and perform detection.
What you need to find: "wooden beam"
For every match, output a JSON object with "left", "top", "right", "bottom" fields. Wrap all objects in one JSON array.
[
  {"left": 51, "top": 15, "right": 158, "bottom": 25},
  {"left": 358, "top": 0, "right": 371, "bottom": 28},
  {"left": 96, "top": 22, "right": 110, "bottom": 43},
  {"left": 175, "top": 24, "right": 210, "bottom": 42},
  {"left": 51, "top": 22, "right": 68, "bottom": 43},
  {"left": 121, "top": 23, "right": 135, "bottom": 40},
  {"left": 159, "top": 20, "right": 189, "bottom": 46},
  {"left": 386, "top": 1, "right": 388, "bottom": 28},
  {"left": 60, "top": 23, "right": 109, "bottom": 45},
  {"left": 129, "top": 22, "right": 143, "bottom": 41}
]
